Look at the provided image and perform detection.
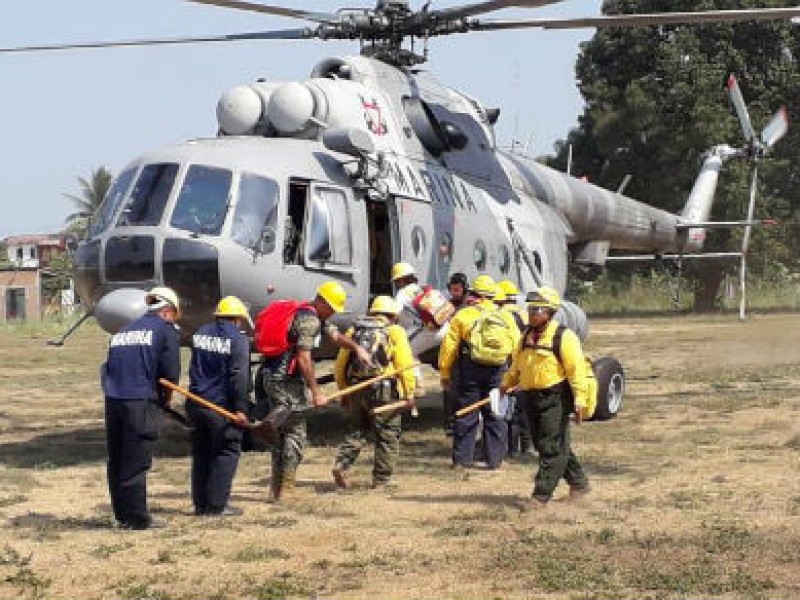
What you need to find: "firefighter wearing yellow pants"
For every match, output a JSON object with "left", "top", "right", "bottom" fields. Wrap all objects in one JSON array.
[
  {"left": 501, "top": 287, "right": 590, "bottom": 509},
  {"left": 332, "top": 296, "right": 416, "bottom": 489}
]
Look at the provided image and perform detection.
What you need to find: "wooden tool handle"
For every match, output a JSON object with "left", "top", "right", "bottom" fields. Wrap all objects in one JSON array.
[
  {"left": 371, "top": 399, "right": 409, "bottom": 415},
  {"left": 322, "top": 362, "right": 420, "bottom": 404},
  {"left": 455, "top": 397, "right": 490, "bottom": 418},
  {"left": 159, "top": 378, "right": 238, "bottom": 422}
]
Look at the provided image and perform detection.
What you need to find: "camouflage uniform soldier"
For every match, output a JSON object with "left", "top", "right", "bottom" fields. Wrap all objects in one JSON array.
[
  {"left": 331, "top": 296, "right": 416, "bottom": 489},
  {"left": 258, "top": 281, "right": 370, "bottom": 501}
]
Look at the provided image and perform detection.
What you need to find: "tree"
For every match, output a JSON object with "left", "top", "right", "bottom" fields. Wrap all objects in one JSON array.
[
  {"left": 64, "top": 167, "right": 114, "bottom": 239},
  {"left": 547, "top": 0, "right": 800, "bottom": 310}
]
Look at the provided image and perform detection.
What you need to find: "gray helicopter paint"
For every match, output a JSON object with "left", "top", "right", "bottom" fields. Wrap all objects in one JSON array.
[{"left": 77, "top": 53, "right": 729, "bottom": 355}]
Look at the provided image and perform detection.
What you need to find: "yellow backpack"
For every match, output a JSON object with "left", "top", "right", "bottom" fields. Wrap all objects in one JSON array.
[{"left": 466, "top": 307, "right": 516, "bottom": 366}]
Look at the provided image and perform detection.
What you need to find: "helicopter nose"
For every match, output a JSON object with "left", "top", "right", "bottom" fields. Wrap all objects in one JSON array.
[{"left": 94, "top": 288, "right": 148, "bottom": 334}]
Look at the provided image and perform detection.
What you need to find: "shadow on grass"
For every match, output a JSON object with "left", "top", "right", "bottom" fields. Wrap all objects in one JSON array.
[
  {"left": 0, "top": 426, "right": 191, "bottom": 469},
  {"left": 391, "top": 492, "right": 522, "bottom": 508}
]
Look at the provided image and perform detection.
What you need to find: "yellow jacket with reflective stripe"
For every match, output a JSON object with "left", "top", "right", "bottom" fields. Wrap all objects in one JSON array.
[
  {"left": 438, "top": 299, "right": 520, "bottom": 380},
  {"left": 502, "top": 319, "right": 589, "bottom": 408},
  {"left": 334, "top": 317, "right": 416, "bottom": 399}
]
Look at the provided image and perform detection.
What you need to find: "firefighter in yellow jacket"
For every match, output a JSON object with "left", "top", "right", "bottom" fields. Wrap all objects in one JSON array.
[
  {"left": 331, "top": 296, "right": 416, "bottom": 489},
  {"left": 501, "top": 287, "right": 590, "bottom": 510},
  {"left": 439, "top": 275, "right": 520, "bottom": 471}
]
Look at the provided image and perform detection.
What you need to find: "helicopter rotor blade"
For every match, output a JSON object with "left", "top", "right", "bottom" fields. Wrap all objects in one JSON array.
[
  {"left": 433, "top": 0, "right": 561, "bottom": 22},
  {"left": 471, "top": 8, "right": 800, "bottom": 32},
  {"left": 761, "top": 106, "right": 789, "bottom": 150},
  {"left": 0, "top": 29, "right": 313, "bottom": 54},
  {"left": 726, "top": 74, "right": 757, "bottom": 145},
  {"left": 188, "top": 0, "right": 338, "bottom": 24}
]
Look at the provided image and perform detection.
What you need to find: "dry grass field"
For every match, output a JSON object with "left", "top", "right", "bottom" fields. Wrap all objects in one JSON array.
[{"left": 1, "top": 313, "right": 800, "bottom": 600}]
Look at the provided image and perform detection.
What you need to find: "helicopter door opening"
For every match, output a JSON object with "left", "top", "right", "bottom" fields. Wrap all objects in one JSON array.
[
  {"left": 367, "top": 200, "right": 396, "bottom": 296},
  {"left": 284, "top": 180, "right": 308, "bottom": 265}
]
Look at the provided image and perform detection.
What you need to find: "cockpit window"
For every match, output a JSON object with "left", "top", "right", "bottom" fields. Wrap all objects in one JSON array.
[
  {"left": 231, "top": 173, "right": 279, "bottom": 253},
  {"left": 170, "top": 165, "right": 232, "bottom": 235},
  {"left": 88, "top": 167, "right": 136, "bottom": 237},
  {"left": 305, "top": 186, "right": 352, "bottom": 265},
  {"left": 117, "top": 163, "right": 179, "bottom": 227}
]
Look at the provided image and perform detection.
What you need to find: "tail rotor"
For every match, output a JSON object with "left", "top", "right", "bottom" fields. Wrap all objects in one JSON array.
[{"left": 725, "top": 74, "right": 788, "bottom": 319}]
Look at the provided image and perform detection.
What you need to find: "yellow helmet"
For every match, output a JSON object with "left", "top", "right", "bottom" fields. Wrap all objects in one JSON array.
[
  {"left": 214, "top": 296, "right": 252, "bottom": 325},
  {"left": 527, "top": 286, "right": 561, "bottom": 311},
  {"left": 369, "top": 295, "right": 400, "bottom": 316},
  {"left": 390, "top": 261, "right": 416, "bottom": 282},
  {"left": 493, "top": 286, "right": 507, "bottom": 303},
  {"left": 498, "top": 280, "right": 520, "bottom": 297},
  {"left": 316, "top": 281, "right": 347, "bottom": 313},
  {"left": 145, "top": 286, "right": 181, "bottom": 318},
  {"left": 471, "top": 274, "right": 496, "bottom": 297}
]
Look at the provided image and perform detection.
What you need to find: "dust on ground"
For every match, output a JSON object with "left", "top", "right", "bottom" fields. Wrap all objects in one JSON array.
[{"left": 1, "top": 313, "right": 799, "bottom": 599}]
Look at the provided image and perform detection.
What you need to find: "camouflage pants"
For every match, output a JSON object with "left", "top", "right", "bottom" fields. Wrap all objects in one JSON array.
[
  {"left": 334, "top": 381, "right": 402, "bottom": 485},
  {"left": 520, "top": 384, "right": 588, "bottom": 502},
  {"left": 263, "top": 379, "right": 307, "bottom": 482}
]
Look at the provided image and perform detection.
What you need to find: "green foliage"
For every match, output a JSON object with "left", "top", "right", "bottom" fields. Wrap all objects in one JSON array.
[
  {"left": 549, "top": 0, "right": 800, "bottom": 307},
  {"left": 41, "top": 252, "right": 75, "bottom": 304},
  {"left": 64, "top": 166, "right": 113, "bottom": 239}
]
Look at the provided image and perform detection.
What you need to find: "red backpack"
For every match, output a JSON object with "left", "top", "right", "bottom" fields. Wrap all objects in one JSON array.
[{"left": 254, "top": 300, "right": 315, "bottom": 357}]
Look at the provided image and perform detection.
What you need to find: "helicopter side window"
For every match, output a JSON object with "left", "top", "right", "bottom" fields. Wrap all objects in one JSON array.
[
  {"left": 231, "top": 173, "right": 279, "bottom": 253},
  {"left": 117, "top": 163, "right": 179, "bottom": 227},
  {"left": 284, "top": 181, "right": 308, "bottom": 265},
  {"left": 305, "top": 186, "right": 352, "bottom": 266},
  {"left": 170, "top": 165, "right": 232, "bottom": 235},
  {"left": 88, "top": 167, "right": 136, "bottom": 238},
  {"left": 474, "top": 239, "right": 487, "bottom": 270}
]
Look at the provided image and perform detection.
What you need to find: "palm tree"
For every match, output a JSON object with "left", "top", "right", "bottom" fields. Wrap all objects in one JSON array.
[{"left": 64, "top": 166, "right": 114, "bottom": 239}]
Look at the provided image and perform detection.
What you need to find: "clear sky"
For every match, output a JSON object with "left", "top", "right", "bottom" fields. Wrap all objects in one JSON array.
[{"left": 0, "top": 0, "right": 601, "bottom": 238}]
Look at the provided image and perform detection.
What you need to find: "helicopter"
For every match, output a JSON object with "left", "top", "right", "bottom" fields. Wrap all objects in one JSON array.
[{"left": 5, "top": 0, "right": 798, "bottom": 420}]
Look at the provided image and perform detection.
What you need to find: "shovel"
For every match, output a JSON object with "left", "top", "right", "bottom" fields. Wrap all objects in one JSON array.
[
  {"left": 319, "top": 362, "right": 420, "bottom": 405},
  {"left": 455, "top": 386, "right": 517, "bottom": 418},
  {"left": 159, "top": 379, "right": 276, "bottom": 444},
  {"left": 371, "top": 399, "right": 409, "bottom": 415}
]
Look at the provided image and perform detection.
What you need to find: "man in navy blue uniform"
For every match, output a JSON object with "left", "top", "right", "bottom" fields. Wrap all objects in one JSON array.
[
  {"left": 101, "top": 287, "right": 181, "bottom": 530},
  {"left": 188, "top": 296, "right": 251, "bottom": 516}
]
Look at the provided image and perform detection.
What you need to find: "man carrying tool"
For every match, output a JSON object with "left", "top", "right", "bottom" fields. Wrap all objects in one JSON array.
[
  {"left": 256, "top": 281, "right": 371, "bottom": 502},
  {"left": 500, "top": 287, "right": 591, "bottom": 511},
  {"left": 331, "top": 296, "right": 416, "bottom": 491},
  {"left": 187, "top": 296, "right": 251, "bottom": 517},
  {"left": 439, "top": 275, "right": 519, "bottom": 473},
  {"left": 100, "top": 286, "right": 181, "bottom": 530}
]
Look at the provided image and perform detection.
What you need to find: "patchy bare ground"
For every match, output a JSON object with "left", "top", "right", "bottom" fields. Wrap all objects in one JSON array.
[{"left": 1, "top": 313, "right": 800, "bottom": 600}]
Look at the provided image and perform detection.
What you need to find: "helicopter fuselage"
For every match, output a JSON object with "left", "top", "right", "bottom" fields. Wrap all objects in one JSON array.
[{"left": 75, "top": 54, "right": 710, "bottom": 351}]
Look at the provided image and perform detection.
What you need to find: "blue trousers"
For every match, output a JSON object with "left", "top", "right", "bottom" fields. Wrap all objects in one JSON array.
[
  {"left": 452, "top": 359, "right": 506, "bottom": 469},
  {"left": 187, "top": 403, "right": 242, "bottom": 513},
  {"left": 105, "top": 398, "right": 161, "bottom": 528}
]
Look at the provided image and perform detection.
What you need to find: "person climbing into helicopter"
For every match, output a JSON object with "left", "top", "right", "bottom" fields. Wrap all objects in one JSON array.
[
  {"left": 391, "top": 262, "right": 427, "bottom": 399},
  {"left": 495, "top": 280, "right": 534, "bottom": 460},
  {"left": 254, "top": 281, "right": 372, "bottom": 502},
  {"left": 441, "top": 271, "right": 471, "bottom": 435},
  {"left": 100, "top": 286, "right": 181, "bottom": 530},
  {"left": 500, "top": 287, "right": 591, "bottom": 511},
  {"left": 439, "top": 275, "right": 519, "bottom": 473},
  {"left": 331, "top": 295, "right": 416, "bottom": 491},
  {"left": 186, "top": 296, "right": 251, "bottom": 517}
]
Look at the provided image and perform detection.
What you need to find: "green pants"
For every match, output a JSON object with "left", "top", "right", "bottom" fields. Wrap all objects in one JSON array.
[
  {"left": 334, "top": 381, "right": 402, "bottom": 485},
  {"left": 263, "top": 379, "right": 307, "bottom": 482},
  {"left": 520, "top": 384, "right": 588, "bottom": 502}
]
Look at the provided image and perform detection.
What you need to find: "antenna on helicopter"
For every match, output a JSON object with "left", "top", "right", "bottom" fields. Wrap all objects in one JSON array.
[{"left": 725, "top": 74, "right": 788, "bottom": 320}]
